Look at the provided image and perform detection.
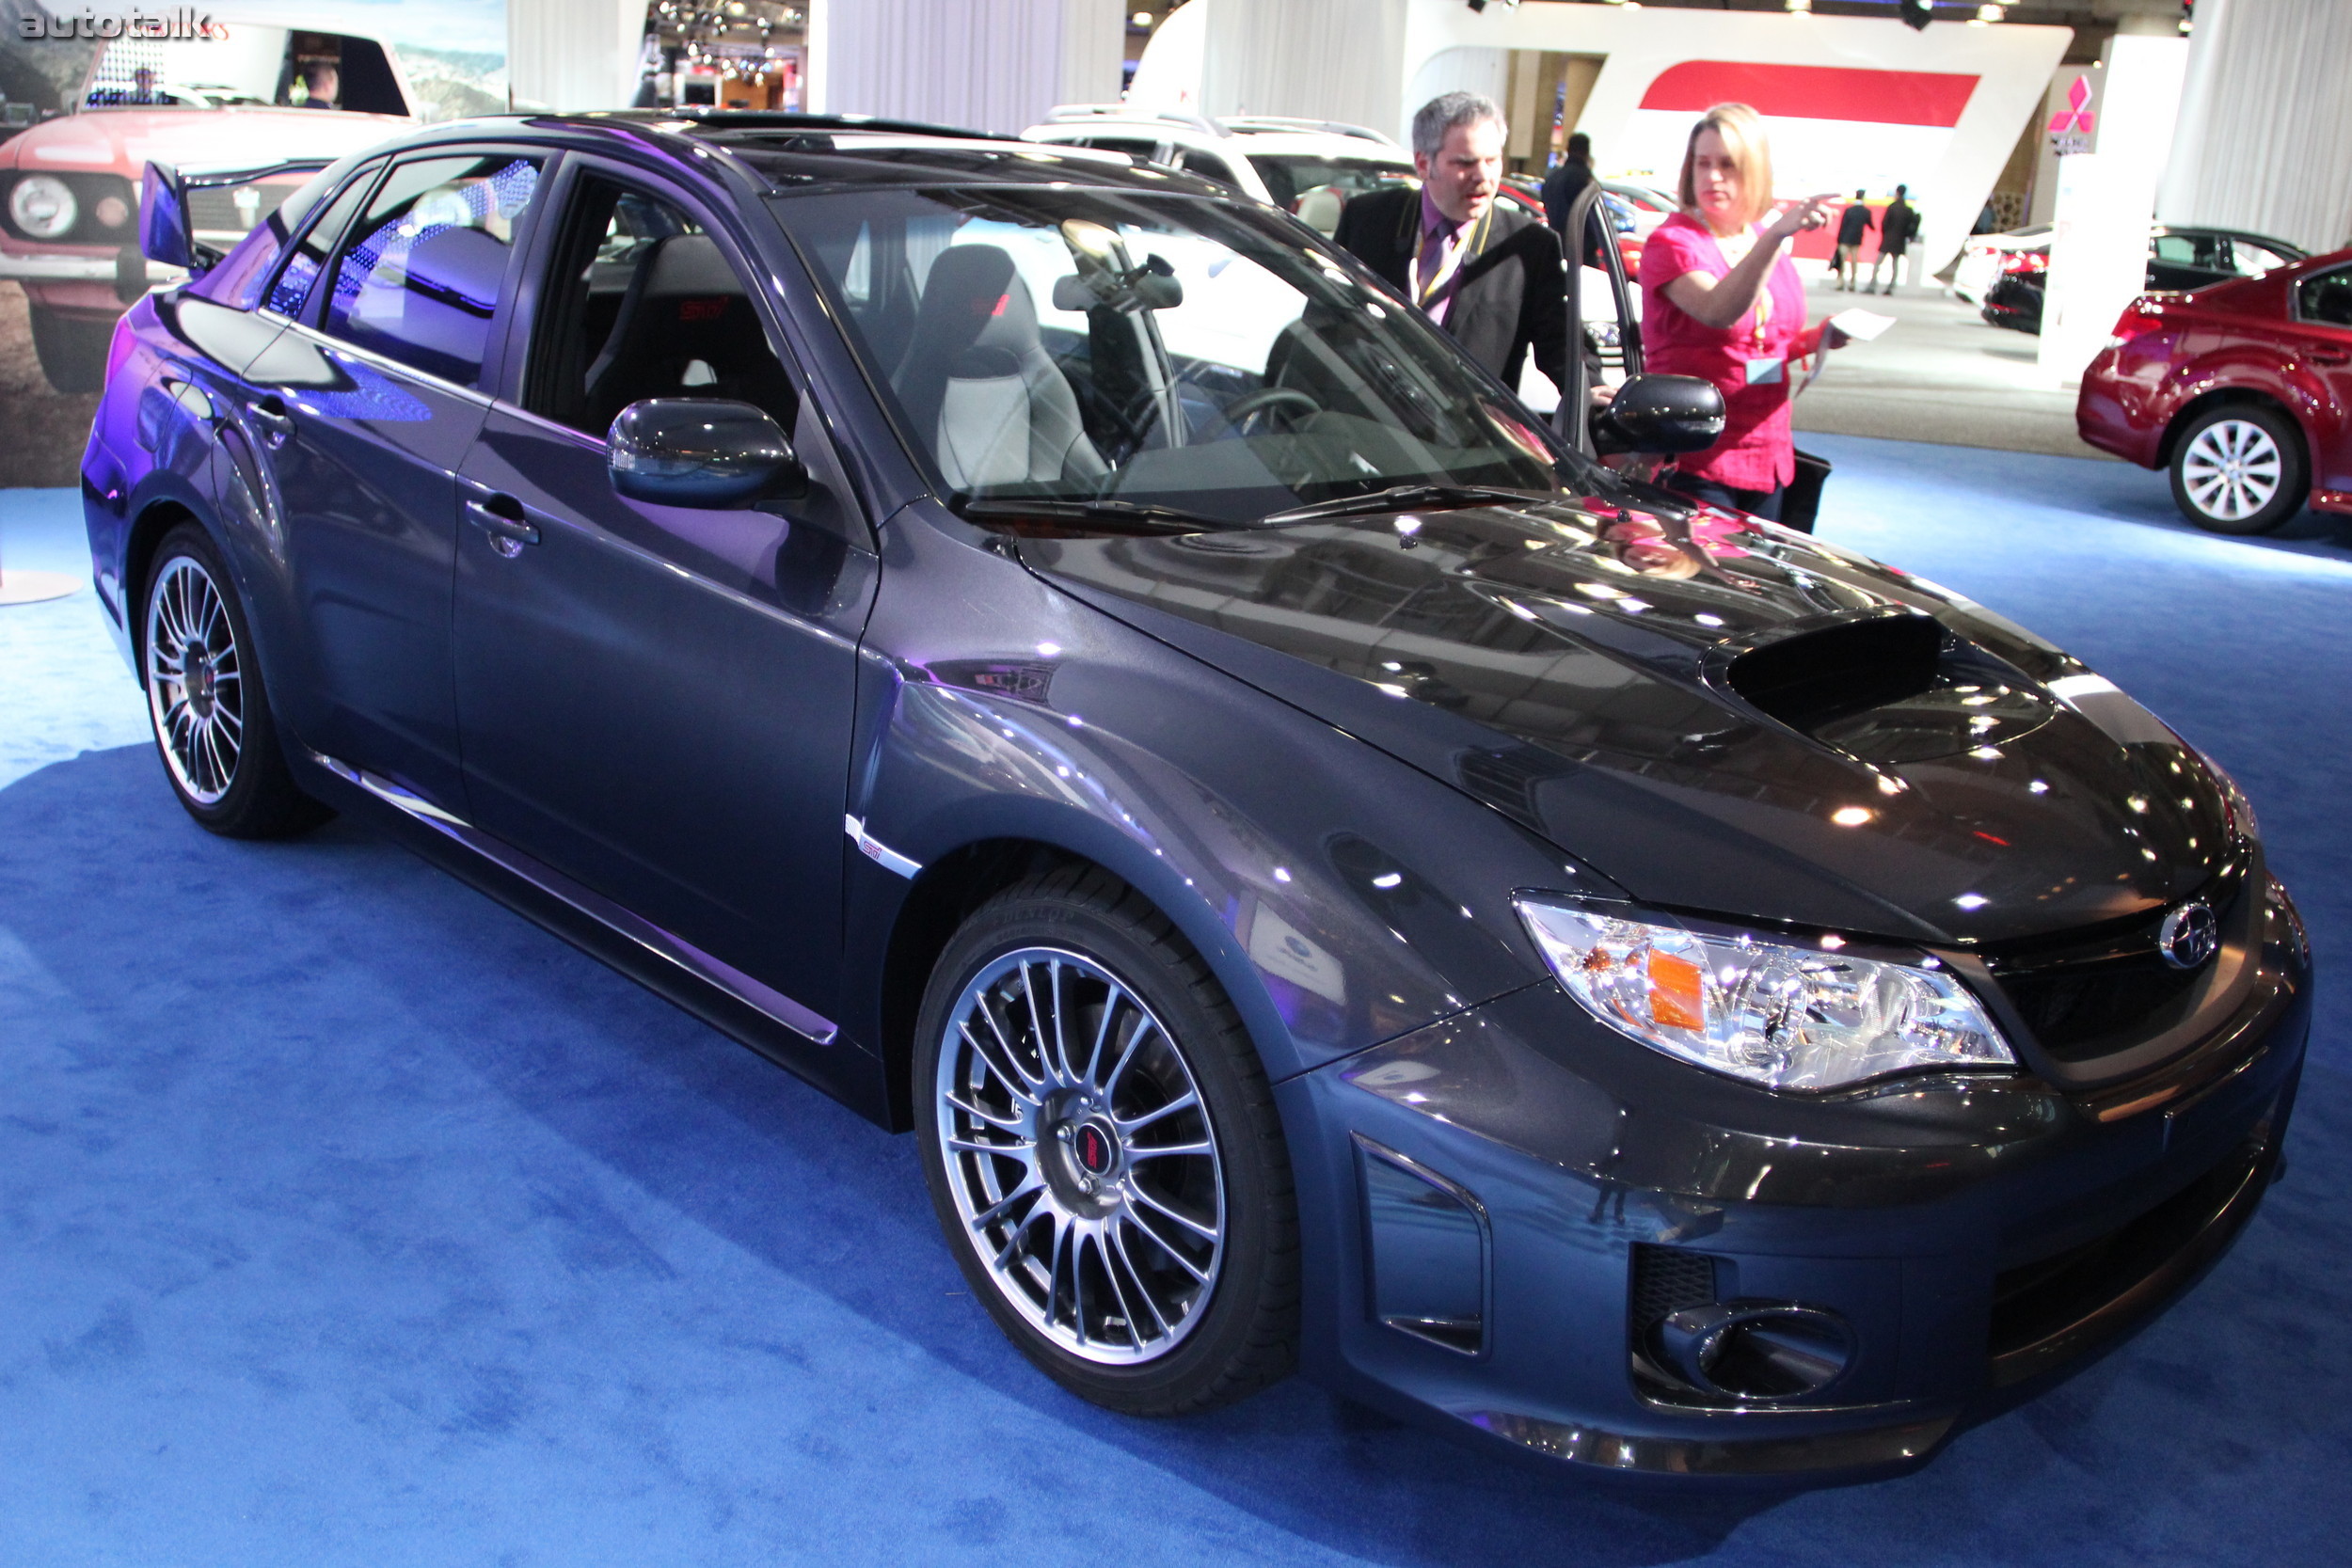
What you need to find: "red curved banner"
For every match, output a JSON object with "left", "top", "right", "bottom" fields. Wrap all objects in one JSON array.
[{"left": 1637, "top": 61, "right": 1979, "bottom": 129}]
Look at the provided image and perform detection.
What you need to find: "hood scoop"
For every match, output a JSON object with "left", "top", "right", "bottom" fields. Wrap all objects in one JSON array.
[{"left": 1722, "top": 612, "right": 2058, "bottom": 766}]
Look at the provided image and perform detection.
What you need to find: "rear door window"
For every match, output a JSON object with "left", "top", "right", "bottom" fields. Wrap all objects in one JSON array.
[
  {"left": 321, "top": 153, "right": 546, "bottom": 387},
  {"left": 1081, "top": 135, "right": 1163, "bottom": 162},
  {"left": 1174, "top": 149, "right": 1241, "bottom": 189},
  {"left": 2297, "top": 268, "right": 2352, "bottom": 329},
  {"left": 259, "top": 163, "right": 381, "bottom": 318}
]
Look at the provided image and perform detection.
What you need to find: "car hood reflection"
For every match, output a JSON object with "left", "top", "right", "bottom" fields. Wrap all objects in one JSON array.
[{"left": 1018, "top": 491, "right": 2239, "bottom": 946}]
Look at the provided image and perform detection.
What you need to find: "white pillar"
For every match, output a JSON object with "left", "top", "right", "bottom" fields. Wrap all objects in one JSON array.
[
  {"left": 806, "top": 0, "right": 1122, "bottom": 135},
  {"left": 2158, "top": 0, "right": 2352, "bottom": 254},
  {"left": 2039, "top": 32, "right": 2188, "bottom": 380},
  {"left": 508, "top": 0, "right": 646, "bottom": 113},
  {"left": 1197, "top": 0, "right": 1412, "bottom": 135}
]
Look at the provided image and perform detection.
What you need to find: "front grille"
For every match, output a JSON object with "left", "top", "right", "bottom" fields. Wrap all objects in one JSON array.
[
  {"left": 1985, "top": 871, "right": 2245, "bottom": 1063},
  {"left": 189, "top": 184, "right": 293, "bottom": 239}
]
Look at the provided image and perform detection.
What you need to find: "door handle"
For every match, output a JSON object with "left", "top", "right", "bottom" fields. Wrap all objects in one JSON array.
[
  {"left": 247, "top": 397, "right": 294, "bottom": 450},
  {"left": 2307, "top": 348, "right": 2350, "bottom": 367},
  {"left": 463, "top": 495, "right": 542, "bottom": 555}
]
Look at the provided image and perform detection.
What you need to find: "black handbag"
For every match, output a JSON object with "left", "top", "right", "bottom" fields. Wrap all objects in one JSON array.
[{"left": 1781, "top": 448, "right": 1832, "bottom": 534}]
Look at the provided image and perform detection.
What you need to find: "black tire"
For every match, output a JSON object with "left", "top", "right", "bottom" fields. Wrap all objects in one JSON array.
[
  {"left": 28, "top": 305, "right": 115, "bottom": 394},
  {"left": 914, "top": 863, "right": 1298, "bottom": 1415},
  {"left": 140, "top": 525, "right": 331, "bottom": 838},
  {"left": 2169, "top": 403, "right": 2307, "bottom": 535}
]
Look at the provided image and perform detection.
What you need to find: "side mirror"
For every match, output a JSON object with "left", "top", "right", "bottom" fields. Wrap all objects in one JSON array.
[
  {"left": 139, "top": 160, "right": 202, "bottom": 275},
  {"left": 1595, "top": 372, "right": 1725, "bottom": 455},
  {"left": 609, "top": 398, "right": 807, "bottom": 509}
]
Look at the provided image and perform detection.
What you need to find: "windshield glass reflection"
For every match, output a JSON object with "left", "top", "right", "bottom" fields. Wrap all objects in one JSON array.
[{"left": 776, "top": 187, "right": 1581, "bottom": 523}]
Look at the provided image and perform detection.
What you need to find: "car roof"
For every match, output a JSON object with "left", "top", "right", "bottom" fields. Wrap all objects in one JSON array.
[
  {"left": 345, "top": 111, "right": 1241, "bottom": 197},
  {"left": 1025, "top": 118, "right": 1406, "bottom": 159},
  {"left": 2152, "top": 224, "right": 2306, "bottom": 257}
]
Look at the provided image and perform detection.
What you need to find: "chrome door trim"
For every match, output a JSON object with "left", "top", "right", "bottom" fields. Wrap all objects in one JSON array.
[{"left": 310, "top": 749, "right": 840, "bottom": 1046}]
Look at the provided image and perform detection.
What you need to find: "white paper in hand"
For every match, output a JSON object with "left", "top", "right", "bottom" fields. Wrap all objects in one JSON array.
[{"left": 1827, "top": 308, "right": 1896, "bottom": 342}]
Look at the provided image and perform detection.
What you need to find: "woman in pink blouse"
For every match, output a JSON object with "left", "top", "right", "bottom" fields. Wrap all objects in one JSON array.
[{"left": 1636, "top": 103, "right": 1841, "bottom": 523}]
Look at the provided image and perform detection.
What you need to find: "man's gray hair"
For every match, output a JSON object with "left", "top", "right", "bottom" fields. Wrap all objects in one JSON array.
[{"left": 1411, "top": 91, "right": 1505, "bottom": 158}]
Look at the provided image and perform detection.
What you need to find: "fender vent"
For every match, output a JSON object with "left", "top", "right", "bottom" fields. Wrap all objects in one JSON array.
[{"left": 1724, "top": 614, "right": 1945, "bottom": 733}]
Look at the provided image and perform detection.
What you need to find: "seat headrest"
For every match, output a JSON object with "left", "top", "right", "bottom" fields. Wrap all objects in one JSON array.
[
  {"left": 912, "top": 245, "right": 1042, "bottom": 360},
  {"left": 641, "top": 232, "right": 746, "bottom": 299},
  {"left": 401, "top": 226, "right": 509, "bottom": 316}
]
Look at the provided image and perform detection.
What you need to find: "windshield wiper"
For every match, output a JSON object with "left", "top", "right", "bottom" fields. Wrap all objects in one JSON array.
[
  {"left": 952, "top": 496, "right": 1235, "bottom": 537},
  {"left": 1262, "top": 483, "right": 1558, "bottom": 525}
]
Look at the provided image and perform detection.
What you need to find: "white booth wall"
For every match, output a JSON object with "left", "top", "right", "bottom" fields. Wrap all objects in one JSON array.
[{"left": 2158, "top": 0, "right": 2352, "bottom": 255}]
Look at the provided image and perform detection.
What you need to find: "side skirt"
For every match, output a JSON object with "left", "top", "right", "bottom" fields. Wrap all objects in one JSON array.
[{"left": 297, "top": 749, "right": 895, "bottom": 1127}]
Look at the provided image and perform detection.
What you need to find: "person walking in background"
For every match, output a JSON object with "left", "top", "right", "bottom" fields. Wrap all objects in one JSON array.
[
  {"left": 1635, "top": 103, "right": 1842, "bottom": 522},
  {"left": 1541, "top": 132, "right": 1595, "bottom": 240},
  {"left": 1333, "top": 92, "right": 1570, "bottom": 402},
  {"left": 1869, "top": 183, "right": 1916, "bottom": 294},
  {"left": 1833, "top": 190, "right": 1873, "bottom": 292}
]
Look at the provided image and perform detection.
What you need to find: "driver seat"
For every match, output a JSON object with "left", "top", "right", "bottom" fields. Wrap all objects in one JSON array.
[{"left": 892, "top": 245, "right": 1106, "bottom": 489}]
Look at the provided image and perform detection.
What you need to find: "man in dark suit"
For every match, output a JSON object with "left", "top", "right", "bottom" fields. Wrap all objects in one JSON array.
[
  {"left": 1332, "top": 91, "right": 1570, "bottom": 402},
  {"left": 1540, "top": 132, "right": 1594, "bottom": 240}
]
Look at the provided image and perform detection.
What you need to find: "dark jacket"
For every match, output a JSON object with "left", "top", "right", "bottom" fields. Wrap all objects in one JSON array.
[
  {"left": 1333, "top": 184, "right": 1569, "bottom": 395},
  {"left": 1836, "top": 202, "right": 1875, "bottom": 246},
  {"left": 1540, "top": 159, "right": 1593, "bottom": 239},
  {"left": 1881, "top": 200, "right": 1917, "bottom": 255}
]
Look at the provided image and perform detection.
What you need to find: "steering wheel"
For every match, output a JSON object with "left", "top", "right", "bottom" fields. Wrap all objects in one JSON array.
[{"left": 1204, "top": 386, "right": 1323, "bottom": 438}]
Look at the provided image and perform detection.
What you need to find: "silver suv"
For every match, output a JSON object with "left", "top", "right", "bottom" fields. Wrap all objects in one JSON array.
[{"left": 1020, "top": 108, "right": 1410, "bottom": 234}]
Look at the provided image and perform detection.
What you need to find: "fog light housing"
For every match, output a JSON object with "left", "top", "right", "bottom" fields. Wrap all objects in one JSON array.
[{"left": 1655, "top": 1302, "right": 1854, "bottom": 1402}]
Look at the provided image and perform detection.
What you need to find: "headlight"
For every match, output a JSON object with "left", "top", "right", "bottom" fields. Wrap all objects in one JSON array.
[
  {"left": 9, "top": 175, "right": 78, "bottom": 240},
  {"left": 1516, "top": 896, "right": 2014, "bottom": 1091}
]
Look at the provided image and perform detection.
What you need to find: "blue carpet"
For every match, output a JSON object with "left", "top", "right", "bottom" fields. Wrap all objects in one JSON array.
[{"left": 0, "top": 447, "right": 2346, "bottom": 1565}]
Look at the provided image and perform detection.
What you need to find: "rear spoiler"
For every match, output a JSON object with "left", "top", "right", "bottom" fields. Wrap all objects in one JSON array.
[{"left": 139, "top": 157, "right": 333, "bottom": 276}]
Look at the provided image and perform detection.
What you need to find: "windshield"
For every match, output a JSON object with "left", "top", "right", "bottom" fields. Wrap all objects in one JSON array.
[
  {"left": 1245, "top": 153, "right": 1410, "bottom": 210},
  {"left": 778, "top": 186, "right": 1574, "bottom": 525}
]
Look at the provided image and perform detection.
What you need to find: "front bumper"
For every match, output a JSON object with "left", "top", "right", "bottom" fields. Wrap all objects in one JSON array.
[{"left": 1278, "top": 877, "right": 2310, "bottom": 1481}]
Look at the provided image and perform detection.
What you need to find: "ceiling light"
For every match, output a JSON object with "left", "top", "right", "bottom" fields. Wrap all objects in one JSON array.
[
  {"left": 1132, "top": 8, "right": 1152, "bottom": 24},
  {"left": 1786, "top": 0, "right": 1811, "bottom": 11}
]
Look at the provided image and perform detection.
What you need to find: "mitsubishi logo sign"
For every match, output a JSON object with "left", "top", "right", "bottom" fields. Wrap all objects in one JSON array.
[{"left": 2047, "top": 75, "right": 2096, "bottom": 155}]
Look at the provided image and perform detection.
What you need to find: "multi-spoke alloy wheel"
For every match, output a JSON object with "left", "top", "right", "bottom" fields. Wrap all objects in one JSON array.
[
  {"left": 915, "top": 866, "right": 1297, "bottom": 1414},
  {"left": 2170, "top": 404, "right": 2305, "bottom": 535},
  {"left": 146, "top": 553, "right": 244, "bottom": 805},
  {"left": 935, "top": 947, "right": 1226, "bottom": 1364},
  {"left": 2182, "top": 420, "right": 2280, "bottom": 523},
  {"left": 139, "top": 527, "right": 328, "bottom": 839}
]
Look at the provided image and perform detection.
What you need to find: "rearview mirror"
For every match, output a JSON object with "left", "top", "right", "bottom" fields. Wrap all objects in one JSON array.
[
  {"left": 609, "top": 399, "right": 807, "bottom": 509},
  {"left": 1594, "top": 373, "right": 1725, "bottom": 456}
]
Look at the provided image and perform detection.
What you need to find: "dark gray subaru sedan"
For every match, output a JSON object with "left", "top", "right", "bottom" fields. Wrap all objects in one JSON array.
[{"left": 81, "top": 112, "right": 2309, "bottom": 1481}]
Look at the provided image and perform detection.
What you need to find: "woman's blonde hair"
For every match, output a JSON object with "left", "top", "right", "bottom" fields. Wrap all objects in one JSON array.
[{"left": 1677, "top": 103, "right": 1774, "bottom": 227}]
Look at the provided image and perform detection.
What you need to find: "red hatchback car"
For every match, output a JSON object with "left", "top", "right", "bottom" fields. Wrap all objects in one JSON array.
[{"left": 2078, "top": 245, "right": 2352, "bottom": 534}]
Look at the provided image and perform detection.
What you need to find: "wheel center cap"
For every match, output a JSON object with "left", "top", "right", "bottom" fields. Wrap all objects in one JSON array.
[
  {"left": 185, "top": 651, "right": 215, "bottom": 715},
  {"left": 1072, "top": 1117, "right": 1118, "bottom": 1178}
]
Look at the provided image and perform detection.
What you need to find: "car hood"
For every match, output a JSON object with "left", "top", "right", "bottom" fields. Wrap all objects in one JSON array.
[
  {"left": 0, "top": 107, "right": 405, "bottom": 177},
  {"left": 1019, "top": 490, "right": 2239, "bottom": 947}
]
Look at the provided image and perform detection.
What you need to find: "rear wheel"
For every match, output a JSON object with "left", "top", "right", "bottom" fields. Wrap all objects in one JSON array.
[
  {"left": 141, "top": 525, "right": 329, "bottom": 838},
  {"left": 914, "top": 865, "right": 1298, "bottom": 1415},
  {"left": 28, "top": 305, "right": 114, "bottom": 394},
  {"left": 2169, "top": 404, "right": 2306, "bottom": 534}
]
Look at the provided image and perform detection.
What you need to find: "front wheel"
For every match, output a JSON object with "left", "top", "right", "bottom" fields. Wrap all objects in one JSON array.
[
  {"left": 142, "top": 525, "right": 329, "bottom": 838},
  {"left": 914, "top": 865, "right": 1298, "bottom": 1415},
  {"left": 2169, "top": 404, "right": 2307, "bottom": 535}
]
